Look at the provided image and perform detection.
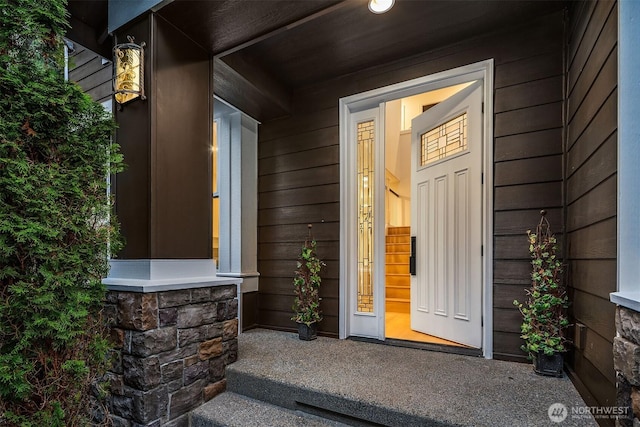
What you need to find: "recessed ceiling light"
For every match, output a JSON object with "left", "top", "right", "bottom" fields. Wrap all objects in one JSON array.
[{"left": 368, "top": 0, "right": 395, "bottom": 14}]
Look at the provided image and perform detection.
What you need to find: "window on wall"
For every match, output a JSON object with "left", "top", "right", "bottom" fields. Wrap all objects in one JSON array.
[
  {"left": 420, "top": 113, "right": 467, "bottom": 166},
  {"left": 357, "top": 119, "right": 375, "bottom": 313},
  {"left": 212, "top": 120, "right": 220, "bottom": 265},
  {"left": 612, "top": 1, "right": 640, "bottom": 310},
  {"left": 212, "top": 96, "right": 259, "bottom": 282}
]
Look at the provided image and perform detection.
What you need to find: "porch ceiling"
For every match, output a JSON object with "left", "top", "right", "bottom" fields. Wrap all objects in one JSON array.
[
  {"left": 157, "top": 0, "right": 566, "bottom": 121},
  {"left": 67, "top": 0, "right": 110, "bottom": 57}
]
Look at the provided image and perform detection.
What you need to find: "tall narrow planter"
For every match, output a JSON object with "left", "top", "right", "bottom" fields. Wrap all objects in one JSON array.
[
  {"left": 533, "top": 352, "right": 564, "bottom": 377},
  {"left": 298, "top": 322, "right": 317, "bottom": 341}
]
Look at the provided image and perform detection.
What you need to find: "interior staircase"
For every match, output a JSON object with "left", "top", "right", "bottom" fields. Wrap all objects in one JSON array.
[{"left": 385, "top": 226, "right": 410, "bottom": 314}]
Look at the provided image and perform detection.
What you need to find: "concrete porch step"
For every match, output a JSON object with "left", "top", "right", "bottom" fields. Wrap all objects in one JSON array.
[
  {"left": 192, "top": 329, "right": 594, "bottom": 427},
  {"left": 191, "top": 391, "right": 348, "bottom": 427}
]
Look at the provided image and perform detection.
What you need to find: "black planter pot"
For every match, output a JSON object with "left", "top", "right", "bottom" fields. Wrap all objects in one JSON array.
[
  {"left": 297, "top": 322, "right": 317, "bottom": 341},
  {"left": 533, "top": 351, "right": 564, "bottom": 377}
]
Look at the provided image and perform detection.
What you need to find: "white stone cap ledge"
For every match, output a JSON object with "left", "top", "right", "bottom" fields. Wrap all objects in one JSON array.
[
  {"left": 103, "top": 276, "right": 243, "bottom": 293},
  {"left": 611, "top": 292, "right": 640, "bottom": 313},
  {"left": 102, "top": 259, "right": 242, "bottom": 293}
]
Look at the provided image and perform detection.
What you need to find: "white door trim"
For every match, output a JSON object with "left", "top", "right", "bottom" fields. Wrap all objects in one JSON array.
[{"left": 339, "top": 59, "right": 494, "bottom": 358}]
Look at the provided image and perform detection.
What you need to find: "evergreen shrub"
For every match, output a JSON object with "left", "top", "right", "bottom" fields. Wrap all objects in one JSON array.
[{"left": 0, "top": 1, "right": 123, "bottom": 424}]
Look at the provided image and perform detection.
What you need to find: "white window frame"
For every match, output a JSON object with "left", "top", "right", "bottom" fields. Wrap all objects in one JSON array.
[
  {"left": 214, "top": 97, "right": 260, "bottom": 294},
  {"left": 611, "top": 0, "right": 640, "bottom": 311}
]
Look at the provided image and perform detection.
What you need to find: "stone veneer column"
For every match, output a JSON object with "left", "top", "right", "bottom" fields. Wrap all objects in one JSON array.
[
  {"left": 613, "top": 307, "right": 640, "bottom": 426},
  {"left": 103, "top": 285, "right": 238, "bottom": 427}
]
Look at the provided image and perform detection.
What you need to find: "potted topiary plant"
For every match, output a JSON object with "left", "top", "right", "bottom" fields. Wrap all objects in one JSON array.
[
  {"left": 292, "top": 224, "right": 325, "bottom": 340},
  {"left": 513, "top": 210, "right": 570, "bottom": 377}
]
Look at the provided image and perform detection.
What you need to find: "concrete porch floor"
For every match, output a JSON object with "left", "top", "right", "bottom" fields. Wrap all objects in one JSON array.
[{"left": 206, "top": 328, "right": 597, "bottom": 426}]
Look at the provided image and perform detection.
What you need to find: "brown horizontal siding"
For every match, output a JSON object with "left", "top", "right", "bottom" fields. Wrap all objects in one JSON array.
[
  {"left": 494, "top": 155, "right": 562, "bottom": 186},
  {"left": 567, "top": 90, "right": 616, "bottom": 173},
  {"left": 494, "top": 102, "right": 563, "bottom": 137},
  {"left": 565, "top": 0, "right": 617, "bottom": 415},
  {"left": 493, "top": 331, "right": 526, "bottom": 362},
  {"left": 494, "top": 50, "right": 562, "bottom": 89},
  {"left": 69, "top": 45, "right": 112, "bottom": 104},
  {"left": 494, "top": 128, "right": 562, "bottom": 162},
  {"left": 494, "top": 284, "right": 528, "bottom": 310},
  {"left": 569, "top": 259, "right": 616, "bottom": 300},
  {"left": 494, "top": 75, "right": 563, "bottom": 113},
  {"left": 259, "top": 241, "right": 340, "bottom": 261},
  {"left": 260, "top": 278, "right": 340, "bottom": 299},
  {"left": 259, "top": 184, "right": 339, "bottom": 209},
  {"left": 567, "top": 8, "right": 617, "bottom": 117},
  {"left": 494, "top": 208, "right": 562, "bottom": 236},
  {"left": 259, "top": 126, "right": 338, "bottom": 159},
  {"left": 260, "top": 260, "right": 339, "bottom": 280},
  {"left": 567, "top": 0, "right": 616, "bottom": 95},
  {"left": 257, "top": 12, "right": 565, "bottom": 358},
  {"left": 259, "top": 203, "right": 340, "bottom": 227},
  {"left": 567, "top": 175, "right": 616, "bottom": 232},
  {"left": 493, "top": 260, "right": 531, "bottom": 286},
  {"left": 494, "top": 182, "right": 562, "bottom": 211},
  {"left": 259, "top": 164, "right": 339, "bottom": 192},
  {"left": 567, "top": 218, "right": 617, "bottom": 260},
  {"left": 567, "top": 47, "right": 617, "bottom": 146},
  {"left": 259, "top": 145, "right": 339, "bottom": 176},
  {"left": 567, "top": 133, "right": 616, "bottom": 204}
]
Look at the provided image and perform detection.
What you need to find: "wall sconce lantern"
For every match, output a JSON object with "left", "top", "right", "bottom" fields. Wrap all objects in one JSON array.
[{"left": 113, "top": 36, "right": 146, "bottom": 105}]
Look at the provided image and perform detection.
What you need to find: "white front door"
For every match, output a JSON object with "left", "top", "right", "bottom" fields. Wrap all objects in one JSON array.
[{"left": 410, "top": 81, "right": 483, "bottom": 348}]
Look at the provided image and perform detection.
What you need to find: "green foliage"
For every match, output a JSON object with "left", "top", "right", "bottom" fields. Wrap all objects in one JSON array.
[
  {"left": 291, "top": 228, "right": 325, "bottom": 326},
  {"left": 514, "top": 213, "right": 570, "bottom": 358},
  {"left": 0, "top": 0, "right": 123, "bottom": 424}
]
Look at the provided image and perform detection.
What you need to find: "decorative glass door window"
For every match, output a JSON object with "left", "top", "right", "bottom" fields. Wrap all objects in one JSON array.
[
  {"left": 420, "top": 113, "right": 467, "bottom": 166},
  {"left": 357, "top": 120, "right": 375, "bottom": 313}
]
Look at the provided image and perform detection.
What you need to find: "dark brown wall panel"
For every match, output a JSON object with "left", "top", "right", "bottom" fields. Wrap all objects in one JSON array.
[
  {"left": 114, "top": 17, "right": 152, "bottom": 259},
  {"left": 242, "top": 291, "right": 259, "bottom": 331},
  {"left": 257, "top": 12, "right": 565, "bottom": 359},
  {"left": 153, "top": 15, "right": 211, "bottom": 258},
  {"left": 112, "top": 14, "right": 212, "bottom": 259},
  {"left": 565, "top": 0, "right": 617, "bottom": 411}
]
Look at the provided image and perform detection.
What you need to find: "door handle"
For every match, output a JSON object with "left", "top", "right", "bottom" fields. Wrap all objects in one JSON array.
[{"left": 409, "top": 236, "right": 416, "bottom": 276}]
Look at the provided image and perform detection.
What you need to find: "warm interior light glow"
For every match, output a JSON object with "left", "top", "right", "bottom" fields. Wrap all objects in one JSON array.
[
  {"left": 113, "top": 37, "right": 145, "bottom": 105},
  {"left": 368, "top": 0, "right": 395, "bottom": 14}
]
